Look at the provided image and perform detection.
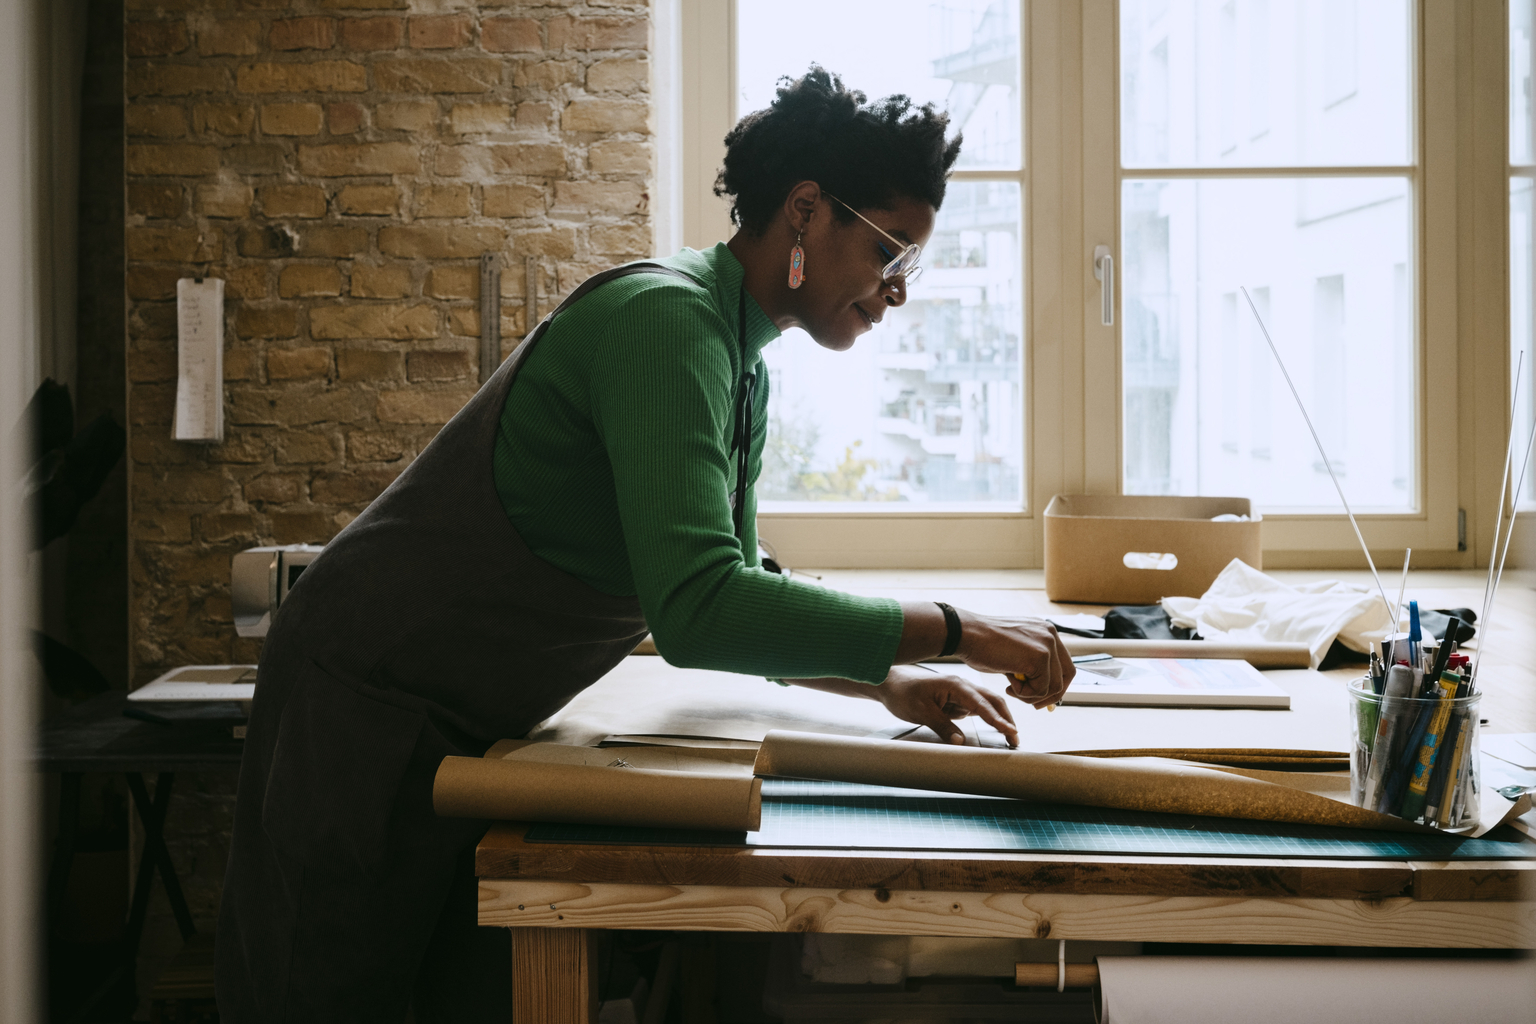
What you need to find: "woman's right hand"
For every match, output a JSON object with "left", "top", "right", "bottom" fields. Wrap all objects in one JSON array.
[{"left": 954, "top": 611, "right": 1076, "bottom": 710}]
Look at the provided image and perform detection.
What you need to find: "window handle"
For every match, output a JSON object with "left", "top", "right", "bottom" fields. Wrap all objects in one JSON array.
[{"left": 1093, "top": 245, "right": 1114, "bottom": 327}]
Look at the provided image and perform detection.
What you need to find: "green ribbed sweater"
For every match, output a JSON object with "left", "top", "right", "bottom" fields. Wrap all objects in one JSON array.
[{"left": 492, "top": 243, "right": 903, "bottom": 684}]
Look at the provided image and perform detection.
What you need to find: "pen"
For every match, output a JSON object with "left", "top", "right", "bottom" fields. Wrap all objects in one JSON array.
[{"left": 1398, "top": 670, "right": 1460, "bottom": 822}]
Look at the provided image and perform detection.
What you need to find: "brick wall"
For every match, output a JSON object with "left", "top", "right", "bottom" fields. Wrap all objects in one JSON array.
[
  {"left": 125, "top": 0, "right": 652, "bottom": 686},
  {"left": 121, "top": 1, "right": 653, "bottom": 958}
]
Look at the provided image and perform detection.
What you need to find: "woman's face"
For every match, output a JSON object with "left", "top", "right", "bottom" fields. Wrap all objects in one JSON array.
[{"left": 795, "top": 194, "right": 937, "bottom": 351}]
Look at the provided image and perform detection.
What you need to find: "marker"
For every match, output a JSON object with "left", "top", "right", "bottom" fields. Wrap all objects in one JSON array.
[
  {"left": 1398, "top": 671, "right": 1460, "bottom": 822},
  {"left": 1424, "top": 705, "right": 1469, "bottom": 827},
  {"left": 1362, "top": 663, "right": 1417, "bottom": 810}
]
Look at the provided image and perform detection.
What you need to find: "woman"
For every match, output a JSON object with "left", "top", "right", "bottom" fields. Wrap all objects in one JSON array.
[{"left": 216, "top": 68, "right": 1074, "bottom": 1023}]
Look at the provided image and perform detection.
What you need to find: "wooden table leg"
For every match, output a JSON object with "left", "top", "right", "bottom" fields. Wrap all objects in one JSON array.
[{"left": 511, "top": 927, "right": 598, "bottom": 1024}]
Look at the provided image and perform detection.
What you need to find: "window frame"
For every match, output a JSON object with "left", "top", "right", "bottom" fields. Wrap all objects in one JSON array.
[{"left": 666, "top": 0, "right": 1512, "bottom": 571}]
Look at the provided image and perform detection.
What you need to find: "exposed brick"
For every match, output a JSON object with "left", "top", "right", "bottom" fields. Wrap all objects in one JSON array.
[
  {"left": 297, "top": 143, "right": 418, "bottom": 176},
  {"left": 297, "top": 226, "right": 369, "bottom": 258},
  {"left": 238, "top": 224, "right": 299, "bottom": 258},
  {"left": 153, "top": 469, "right": 227, "bottom": 504},
  {"left": 260, "top": 183, "right": 327, "bottom": 218},
  {"left": 347, "top": 431, "right": 405, "bottom": 462},
  {"left": 562, "top": 97, "right": 649, "bottom": 133},
  {"left": 547, "top": 15, "right": 646, "bottom": 52},
  {"left": 129, "top": 382, "right": 175, "bottom": 426},
  {"left": 320, "top": 0, "right": 406, "bottom": 9},
  {"left": 225, "top": 348, "right": 261, "bottom": 380},
  {"left": 591, "top": 222, "right": 651, "bottom": 255},
  {"left": 513, "top": 59, "right": 581, "bottom": 90},
  {"left": 482, "top": 183, "right": 545, "bottom": 218},
  {"left": 409, "top": 14, "right": 472, "bottom": 49},
  {"left": 408, "top": 349, "right": 471, "bottom": 381},
  {"left": 126, "top": 144, "right": 219, "bottom": 176},
  {"left": 588, "top": 57, "right": 648, "bottom": 93},
  {"left": 235, "top": 305, "right": 299, "bottom": 339},
  {"left": 449, "top": 103, "right": 508, "bottom": 133},
  {"left": 196, "top": 18, "right": 262, "bottom": 56},
  {"left": 128, "top": 342, "right": 177, "bottom": 380},
  {"left": 588, "top": 139, "right": 651, "bottom": 175},
  {"left": 192, "top": 102, "right": 255, "bottom": 136},
  {"left": 376, "top": 388, "right": 475, "bottom": 425},
  {"left": 374, "top": 58, "right": 501, "bottom": 94},
  {"left": 223, "top": 265, "right": 270, "bottom": 300},
  {"left": 261, "top": 102, "right": 325, "bottom": 136},
  {"left": 435, "top": 143, "right": 566, "bottom": 178},
  {"left": 338, "top": 16, "right": 403, "bottom": 51},
  {"left": 269, "top": 16, "right": 335, "bottom": 51},
  {"left": 128, "top": 267, "right": 183, "bottom": 301},
  {"left": 126, "top": 227, "right": 221, "bottom": 262},
  {"left": 482, "top": 17, "right": 540, "bottom": 53},
  {"left": 127, "top": 64, "right": 229, "bottom": 97},
  {"left": 414, "top": 184, "right": 471, "bottom": 218},
  {"left": 229, "top": 386, "right": 373, "bottom": 426},
  {"left": 551, "top": 180, "right": 646, "bottom": 215},
  {"left": 195, "top": 182, "right": 254, "bottom": 218},
  {"left": 378, "top": 225, "right": 505, "bottom": 259},
  {"left": 376, "top": 100, "right": 436, "bottom": 131},
  {"left": 271, "top": 510, "right": 335, "bottom": 544},
  {"left": 200, "top": 512, "right": 259, "bottom": 543},
  {"left": 511, "top": 228, "right": 577, "bottom": 259},
  {"left": 310, "top": 303, "right": 437, "bottom": 339},
  {"left": 327, "top": 102, "right": 365, "bottom": 135},
  {"left": 126, "top": 104, "right": 187, "bottom": 138},
  {"left": 336, "top": 184, "right": 398, "bottom": 216},
  {"left": 126, "top": 20, "right": 191, "bottom": 58},
  {"left": 311, "top": 468, "right": 400, "bottom": 504},
  {"left": 279, "top": 265, "right": 343, "bottom": 298},
  {"left": 236, "top": 61, "right": 368, "bottom": 94},
  {"left": 446, "top": 307, "right": 478, "bottom": 337},
  {"left": 128, "top": 182, "right": 183, "bottom": 219},
  {"left": 134, "top": 513, "right": 193, "bottom": 544},
  {"left": 131, "top": 303, "right": 178, "bottom": 342},
  {"left": 336, "top": 347, "right": 403, "bottom": 380},
  {"left": 425, "top": 266, "right": 478, "bottom": 300},
  {"left": 515, "top": 103, "right": 551, "bottom": 128},
  {"left": 267, "top": 346, "right": 333, "bottom": 379},
  {"left": 244, "top": 473, "right": 303, "bottom": 504},
  {"left": 275, "top": 431, "right": 338, "bottom": 464},
  {"left": 351, "top": 264, "right": 412, "bottom": 298},
  {"left": 224, "top": 144, "right": 286, "bottom": 174}
]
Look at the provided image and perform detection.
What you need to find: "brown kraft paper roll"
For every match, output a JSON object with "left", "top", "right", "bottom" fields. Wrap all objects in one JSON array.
[
  {"left": 433, "top": 755, "right": 763, "bottom": 831},
  {"left": 754, "top": 730, "right": 1436, "bottom": 833}
]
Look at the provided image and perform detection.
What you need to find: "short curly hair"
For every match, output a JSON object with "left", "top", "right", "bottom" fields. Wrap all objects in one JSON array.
[{"left": 715, "top": 66, "right": 963, "bottom": 233}]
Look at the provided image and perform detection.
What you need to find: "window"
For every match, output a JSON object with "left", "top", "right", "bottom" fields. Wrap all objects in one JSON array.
[
  {"left": 669, "top": 0, "right": 1498, "bottom": 567},
  {"left": 736, "top": 0, "right": 1025, "bottom": 510},
  {"left": 1512, "top": 0, "right": 1536, "bottom": 509}
]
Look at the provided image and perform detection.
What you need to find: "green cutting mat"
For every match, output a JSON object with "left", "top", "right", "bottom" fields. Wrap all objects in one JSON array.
[{"left": 522, "top": 779, "right": 1535, "bottom": 860}]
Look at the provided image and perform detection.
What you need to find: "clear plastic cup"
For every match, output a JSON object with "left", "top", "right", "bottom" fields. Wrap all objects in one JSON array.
[{"left": 1348, "top": 676, "right": 1481, "bottom": 832}]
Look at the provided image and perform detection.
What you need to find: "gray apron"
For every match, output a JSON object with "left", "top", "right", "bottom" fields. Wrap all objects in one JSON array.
[{"left": 216, "top": 264, "right": 705, "bottom": 1023}]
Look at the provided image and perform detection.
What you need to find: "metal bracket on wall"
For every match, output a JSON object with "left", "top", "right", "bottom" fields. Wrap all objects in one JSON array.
[
  {"left": 479, "top": 253, "right": 501, "bottom": 384},
  {"left": 526, "top": 256, "right": 538, "bottom": 331}
]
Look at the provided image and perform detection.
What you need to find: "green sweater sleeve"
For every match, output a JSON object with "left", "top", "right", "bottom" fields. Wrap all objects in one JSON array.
[{"left": 588, "top": 286, "right": 903, "bottom": 684}]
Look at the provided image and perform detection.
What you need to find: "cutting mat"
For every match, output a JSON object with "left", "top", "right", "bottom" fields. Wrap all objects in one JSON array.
[{"left": 523, "top": 779, "right": 1535, "bottom": 860}]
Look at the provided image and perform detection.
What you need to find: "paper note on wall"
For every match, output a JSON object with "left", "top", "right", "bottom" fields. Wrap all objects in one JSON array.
[{"left": 174, "top": 277, "right": 224, "bottom": 442}]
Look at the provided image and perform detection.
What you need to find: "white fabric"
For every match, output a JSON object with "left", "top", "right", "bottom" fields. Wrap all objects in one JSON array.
[
  {"left": 1094, "top": 956, "right": 1532, "bottom": 1024},
  {"left": 1162, "top": 559, "right": 1392, "bottom": 669}
]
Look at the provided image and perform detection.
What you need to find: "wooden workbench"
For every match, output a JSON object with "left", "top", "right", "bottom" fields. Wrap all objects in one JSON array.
[{"left": 476, "top": 570, "right": 1536, "bottom": 1022}]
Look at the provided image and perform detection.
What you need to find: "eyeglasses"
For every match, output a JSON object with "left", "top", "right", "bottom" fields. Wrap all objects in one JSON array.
[{"left": 822, "top": 192, "right": 923, "bottom": 286}]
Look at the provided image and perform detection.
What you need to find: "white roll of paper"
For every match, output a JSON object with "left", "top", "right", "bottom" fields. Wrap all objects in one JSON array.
[{"left": 1094, "top": 957, "right": 1531, "bottom": 1024}]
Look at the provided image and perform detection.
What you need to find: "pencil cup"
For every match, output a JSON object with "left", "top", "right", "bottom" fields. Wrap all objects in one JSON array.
[{"left": 1348, "top": 677, "right": 1481, "bottom": 832}]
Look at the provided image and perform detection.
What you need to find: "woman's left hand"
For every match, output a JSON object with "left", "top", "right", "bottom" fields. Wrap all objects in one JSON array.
[{"left": 874, "top": 665, "right": 1019, "bottom": 748}]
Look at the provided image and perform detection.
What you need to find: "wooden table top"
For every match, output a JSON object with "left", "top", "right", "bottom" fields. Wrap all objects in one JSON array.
[{"left": 477, "top": 570, "right": 1536, "bottom": 906}]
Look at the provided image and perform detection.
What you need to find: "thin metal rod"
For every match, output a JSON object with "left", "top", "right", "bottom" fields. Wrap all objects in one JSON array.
[
  {"left": 1476, "top": 350, "right": 1524, "bottom": 652},
  {"left": 1472, "top": 387, "right": 1536, "bottom": 684},
  {"left": 1240, "top": 287, "right": 1395, "bottom": 630},
  {"left": 1393, "top": 548, "right": 1411, "bottom": 634}
]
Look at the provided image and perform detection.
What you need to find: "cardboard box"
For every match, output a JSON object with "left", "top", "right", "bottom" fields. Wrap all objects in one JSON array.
[{"left": 1043, "top": 494, "right": 1262, "bottom": 604}]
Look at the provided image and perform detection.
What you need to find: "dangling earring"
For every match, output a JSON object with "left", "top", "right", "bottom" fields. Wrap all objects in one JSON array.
[{"left": 787, "top": 231, "right": 806, "bottom": 289}]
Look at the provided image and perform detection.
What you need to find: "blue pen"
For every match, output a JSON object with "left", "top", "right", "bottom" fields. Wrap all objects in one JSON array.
[{"left": 1408, "top": 601, "right": 1422, "bottom": 670}]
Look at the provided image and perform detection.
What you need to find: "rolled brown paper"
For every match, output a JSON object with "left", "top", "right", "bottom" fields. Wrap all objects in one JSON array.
[
  {"left": 1016, "top": 963, "right": 1100, "bottom": 988},
  {"left": 753, "top": 730, "right": 1431, "bottom": 833},
  {"left": 433, "top": 755, "right": 762, "bottom": 831}
]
